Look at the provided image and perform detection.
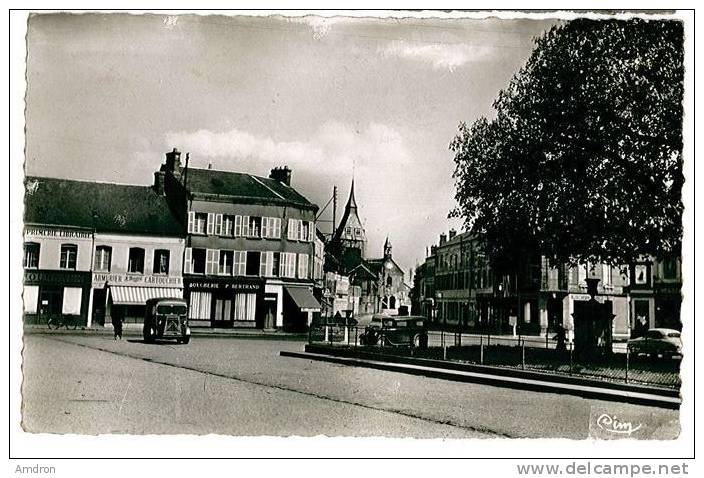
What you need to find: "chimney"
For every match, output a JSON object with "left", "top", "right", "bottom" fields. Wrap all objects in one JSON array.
[
  {"left": 153, "top": 171, "right": 166, "bottom": 195},
  {"left": 269, "top": 166, "right": 292, "bottom": 186},
  {"left": 164, "top": 148, "right": 182, "bottom": 172},
  {"left": 430, "top": 245, "right": 437, "bottom": 256},
  {"left": 439, "top": 233, "right": 447, "bottom": 246},
  {"left": 448, "top": 229, "right": 457, "bottom": 240}
]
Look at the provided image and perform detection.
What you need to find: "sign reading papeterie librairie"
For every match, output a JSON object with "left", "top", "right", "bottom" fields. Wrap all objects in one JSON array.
[{"left": 92, "top": 273, "right": 183, "bottom": 288}]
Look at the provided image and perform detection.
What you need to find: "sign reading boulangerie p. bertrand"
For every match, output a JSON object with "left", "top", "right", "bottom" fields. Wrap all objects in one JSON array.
[{"left": 92, "top": 272, "right": 183, "bottom": 288}]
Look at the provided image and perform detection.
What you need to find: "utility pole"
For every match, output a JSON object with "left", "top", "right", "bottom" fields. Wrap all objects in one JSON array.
[{"left": 332, "top": 186, "right": 337, "bottom": 237}]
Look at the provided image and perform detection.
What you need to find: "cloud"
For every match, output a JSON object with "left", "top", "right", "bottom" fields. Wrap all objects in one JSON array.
[
  {"left": 165, "top": 121, "right": 411, "bottom": 176},
  {"left": 164, "top": 121, "right": 439, "bottom": 270},
  {"left": 381, "top": 41, "right": 494, "bottom": 71}
]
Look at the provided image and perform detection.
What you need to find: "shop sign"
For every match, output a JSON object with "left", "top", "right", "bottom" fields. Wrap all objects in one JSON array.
[
  {"left": 24, "top": 269, "right": 91, "bottom": 286},
  {"left": 187, "top": 279, "right": 262, "bottom": 292},
  {"left": 92, "top": 273, "right": 183, "bottom": 288},
  {"left": 25, "top": 227, "right": 92, "bottom": 240},
  {"left": 572, "top": 294, "right": 606, "bottom": 303}
]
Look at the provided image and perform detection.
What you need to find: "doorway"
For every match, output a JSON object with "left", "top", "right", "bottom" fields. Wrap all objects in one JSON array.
[
  {"left": 213, "top": 298, "right": 233, "bottom": 327},
  {"left": 39, "top": 286, "right": 63, "bottom": 324},
  {"left": 263, "top": 294, "right": 278, "bottom": 330},
  {"left": 92, "top": 289, "right": 107, "bottom": 326}
]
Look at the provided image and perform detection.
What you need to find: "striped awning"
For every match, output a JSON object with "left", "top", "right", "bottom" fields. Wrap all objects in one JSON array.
[
  {"left": 110, "top": 286, "right": 182, "bottom": 305},
  {"left": 284, "top": 286, "right": 321, "bottom": 312}
]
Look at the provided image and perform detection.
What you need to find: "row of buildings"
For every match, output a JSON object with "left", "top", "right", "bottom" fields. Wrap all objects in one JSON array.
[
  {"left": 23, "top": 148, "right": 412, "bottom": 330},
  {"left": 412, "top": 230, "right": 682, "bottom": 339},
  {"left": 23, "top": 149, "right": 323, "bottom": 331}
]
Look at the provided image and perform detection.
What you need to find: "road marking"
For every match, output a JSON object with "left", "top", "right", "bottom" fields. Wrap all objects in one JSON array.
[{"left": 40, "top": 336, "right": 514, "bottom": 438}]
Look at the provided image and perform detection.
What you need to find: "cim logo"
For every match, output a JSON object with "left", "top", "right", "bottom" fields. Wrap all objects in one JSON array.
[{"left": 596, "top": 413, "right": 643, "bottom": 436}]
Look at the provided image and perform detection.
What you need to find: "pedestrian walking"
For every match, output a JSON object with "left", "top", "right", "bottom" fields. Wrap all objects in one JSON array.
[
  {"left": 553, "top": 324, "right": 567, "bottom": 352},
  {"left": 112, "top": 313, "right": 123, "bottom": 340}
]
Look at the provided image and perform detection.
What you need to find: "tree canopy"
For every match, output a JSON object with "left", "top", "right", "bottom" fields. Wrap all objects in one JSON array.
[{"left": 450, "top": 19, "right": 684, "bottom": 269}]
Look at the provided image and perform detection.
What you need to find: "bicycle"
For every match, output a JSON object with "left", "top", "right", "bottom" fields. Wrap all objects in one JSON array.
[{"left": 46, "top": 315, "right": 79, "bottom": 330}]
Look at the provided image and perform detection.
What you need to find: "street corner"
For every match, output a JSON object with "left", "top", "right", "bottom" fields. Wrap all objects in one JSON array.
[{"left": 587, "top": 404, "right": 680, "bottom": 441}]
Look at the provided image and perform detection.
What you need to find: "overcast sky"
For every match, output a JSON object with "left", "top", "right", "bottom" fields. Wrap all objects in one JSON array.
[{"left": 25, "top": 13, "right": 558, "bottom": 276}]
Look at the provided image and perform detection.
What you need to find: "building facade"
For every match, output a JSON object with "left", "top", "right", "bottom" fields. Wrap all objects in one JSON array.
[
  {"left": 23, "top": 177, "right": 185, "bottom": 326},
  {"left": 23, "top": 224, "right": 93, "bottom": 325},
  {"left": 415, "top": 228, "right": 683, "bottom": 339},
  {"left": 158, "top": 149, "right": 321, "bottom": 330}
]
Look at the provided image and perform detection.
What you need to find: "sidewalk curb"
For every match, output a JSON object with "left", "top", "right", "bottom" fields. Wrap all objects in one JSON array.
[
  {"left": 23, "top": 328, "right": 308, "bottom": 340},
  {"left": 281, "top": 348, "right": 680, "bottom": 409}
]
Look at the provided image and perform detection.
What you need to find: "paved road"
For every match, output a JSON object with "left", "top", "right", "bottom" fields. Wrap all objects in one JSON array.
[{"left": 21, "top": 334, "right": 679, "bottom": 439}]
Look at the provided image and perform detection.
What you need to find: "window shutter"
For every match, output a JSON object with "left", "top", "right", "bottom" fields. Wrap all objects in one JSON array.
[
  {"left": 261, "top": 217, "right": 270, "bottom": 239},
  {"left": 297, "top": 253, "right": 304, "bottom": 279},
  {"left": 187, "top": 212, "right": 195, "bottom": 234},
  {"left": 212, "top": 250, "right": 220, "bottom": 275},
  {"left": 288, "top": 253, "right": 296, "bottom": 278},
  {"left": 287, "top": 219, "right": 295, "bottom": 240},
  {"left": 308, "top": 221, "right": 315, "bottom": 242},
  {"left": 241, "top": 251, "right": 248, "bottom": 276},
  {"left": 184, "top": 247, "right": 192, "bottom": 274},
  {"left": 267, "top": 251, "right": 274, "bottom": 276},
  {"left": 279, "top": 253, "right": 286, "bottom": 277},
  {"left": 206, "top": 213, "right": 215, "bottom": 235},
  {"left": 205, "top": 249, "right": 213, "bottom": 275},
  {"left": 215, "top": 214, "right": 223, "bottom": 236},
  {"left": 242, "top": 216, "right": 250, "bottom": 237},
  {"left": 234, "top": 215, "right": 242, "bottom": 236},
  {"left": 259, "top": 251, "right": 270, "bottom": 277},
  {"left": 274, "top": 218, "right": 281, "bottom": 238}
]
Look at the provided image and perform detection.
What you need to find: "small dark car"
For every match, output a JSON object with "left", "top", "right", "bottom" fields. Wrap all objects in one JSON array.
[
  {"left": 628, "top": 328, "right": 682, "bottom": 358},
  {"left": 143, "top": 298, "right": 191, "bottom": 344},
  {"left": 359, "top": 315, "right": 428, "bottom": 348}
]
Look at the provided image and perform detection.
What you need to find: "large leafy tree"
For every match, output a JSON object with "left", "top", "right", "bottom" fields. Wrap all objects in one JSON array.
[{"left": 451, "top": 19, "right": 684, "bottom": 270}]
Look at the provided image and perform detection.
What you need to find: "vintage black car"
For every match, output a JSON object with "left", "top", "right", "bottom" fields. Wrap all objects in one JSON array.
[
  {"left": 143, "top": 298, "right": 191, "bottom": 344},
  {"left": 359, "top": 315, "right": 428, "bottom": 348}
]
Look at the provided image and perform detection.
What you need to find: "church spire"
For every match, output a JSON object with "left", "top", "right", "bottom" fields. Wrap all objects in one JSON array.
[{"left": 346, "top": 179, "right": 358, "bottom": 210}]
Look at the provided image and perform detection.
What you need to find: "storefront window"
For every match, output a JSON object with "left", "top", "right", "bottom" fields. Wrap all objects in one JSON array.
[
  {"left": 127, "top": 247, "right": 145, "bottom": 274},
  {"left": 62, "top": 287, "right": 83, "bottom": 315},
  {"left": 59, "top": 244, "right": 77, "bottom": 270},
  {"left": 23, "top": 285, "right": 39, "bottom": 314},
  {"left": 153, "top": 249, "right": 170, "bottom": 274},
  {"left": 233, "top": 293, "right": 256, "bottom": 321},
  {"left": 94, "top": 246, "right": 112, "bottom": 272},
  {"left": 24, "top": 242, "right": 40, "bottom": 269}
]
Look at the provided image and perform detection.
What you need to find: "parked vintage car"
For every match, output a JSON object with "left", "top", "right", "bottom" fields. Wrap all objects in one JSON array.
[
  {"left": 359, "top": 315, "right": 428, "bottom": 348},
  {"left": 627, "top": 328, "right": 682, "bottom": 358},
  {"left": 143, "top": 298, "right": 191, "bottom": 344}
]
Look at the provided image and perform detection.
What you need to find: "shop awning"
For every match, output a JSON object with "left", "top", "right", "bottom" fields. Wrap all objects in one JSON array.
[
  {"left": 284, "top": 286, "right": 321, "bottom": 312},
  {"left": 110, "top": 286, "right": 182, "bottom": 305}
]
